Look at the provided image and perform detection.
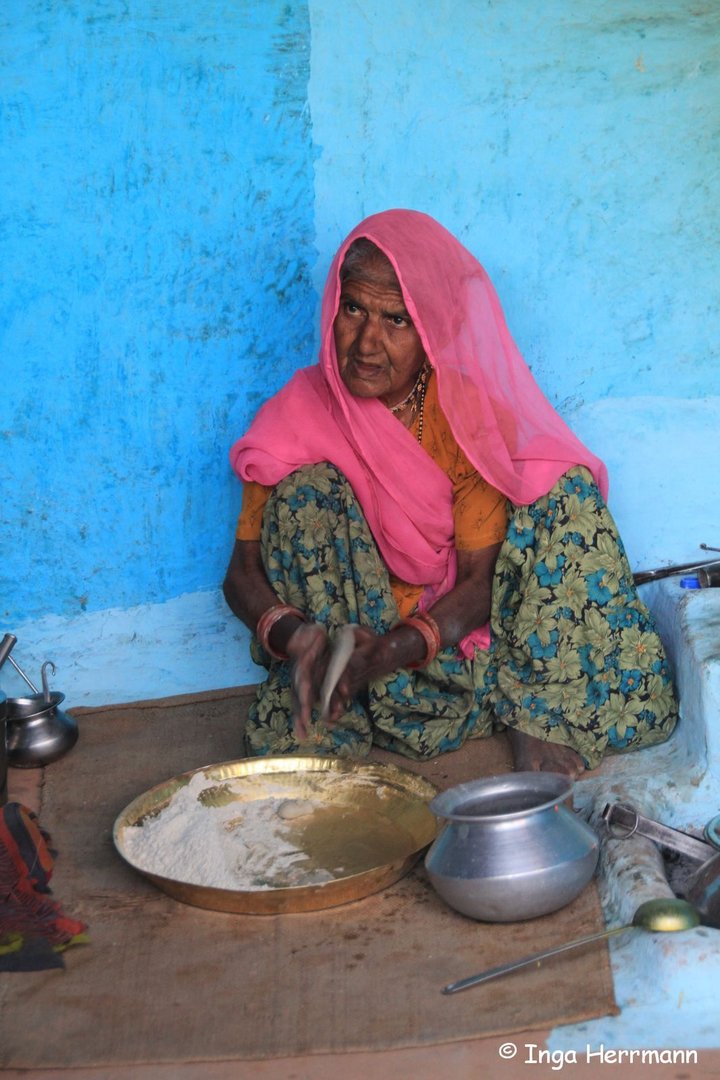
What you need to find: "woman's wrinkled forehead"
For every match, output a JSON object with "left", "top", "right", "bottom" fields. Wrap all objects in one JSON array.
[{"left": 339, "top": 238, "right": 402, "bottom": 292}]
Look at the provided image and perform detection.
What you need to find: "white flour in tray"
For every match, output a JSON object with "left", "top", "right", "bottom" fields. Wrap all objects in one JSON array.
[{"left": 120, "top": 771, "right": 337, "bottom": 891}]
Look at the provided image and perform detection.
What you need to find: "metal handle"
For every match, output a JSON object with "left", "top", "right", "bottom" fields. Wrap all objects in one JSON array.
[
  {"left": 442, "top": 924, "right": 632, "bottom": 994},
  {"left": 633, "top": 558, "right": 720, "bottom": 586},
  {"left": 697, "top": 566, "right": 720, "bottom": 588},
  {"left": 602, "top": 802, "right": 716, "bottom": 862},
  {"left": 0, "top": 634, "right": 17, "bottom": 671},
  {"left": 6, "top": 655, "right": 39, "bottom": 694},
  {"left": 40, "top": 660, "right": 56, "bottom": 705}
]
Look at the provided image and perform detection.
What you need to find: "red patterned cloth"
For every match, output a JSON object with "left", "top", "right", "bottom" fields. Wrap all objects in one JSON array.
[{"left": 0, "top": 802, "right": 88, "bottom": 971}]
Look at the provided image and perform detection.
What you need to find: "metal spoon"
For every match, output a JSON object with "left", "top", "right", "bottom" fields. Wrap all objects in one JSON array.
[{"left": 442, "top": 898, "right": 699, "bottom": 995}]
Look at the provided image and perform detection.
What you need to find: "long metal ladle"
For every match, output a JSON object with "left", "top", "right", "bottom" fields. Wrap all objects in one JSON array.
[
  {"left": 442, "top": 898, "right": 699, "bottom": 995},
  {"left": 0, "top": 633, "right": 19, "bottom": 674},
  {"left": 0, "top": 634, "right": 40, "bottom": 694}
]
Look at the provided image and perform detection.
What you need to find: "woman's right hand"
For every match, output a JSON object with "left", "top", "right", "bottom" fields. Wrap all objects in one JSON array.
[{"left": 286, "top": 622, "right": 330, "bottom": 741}]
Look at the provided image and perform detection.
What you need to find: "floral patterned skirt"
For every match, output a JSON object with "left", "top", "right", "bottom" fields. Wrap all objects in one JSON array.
[{"left": 245, "top": 462, "right": 678, "bottom": 769}]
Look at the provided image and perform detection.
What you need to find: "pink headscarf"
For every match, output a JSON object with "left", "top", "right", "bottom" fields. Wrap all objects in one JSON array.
[{"left": 231, "top": 210, "right": 607, "bottom": 647}]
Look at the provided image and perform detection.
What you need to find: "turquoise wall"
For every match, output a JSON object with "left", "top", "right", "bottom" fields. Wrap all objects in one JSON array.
[
  {"left": 1, "top": 2, "right": 718, "bottom": 704},
  {"left": 2, "top": 1, "right": 316, "bottom": 624},
  {"left": 311, "top": 2, "right": 718, "bottom": 408},
  {"left": 309, "top": 0, "right": 720, "bottom": 587}
]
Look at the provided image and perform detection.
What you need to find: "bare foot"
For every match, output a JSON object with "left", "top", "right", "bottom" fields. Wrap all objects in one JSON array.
[{"left": 508, "top": 728, "right": 585, "bottom": 778}]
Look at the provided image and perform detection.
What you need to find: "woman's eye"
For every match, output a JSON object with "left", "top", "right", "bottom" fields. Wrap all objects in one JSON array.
[
  {"left": 389, "top": 315, "right": 409, "bottom": 327},
  {"left": 344, "top": 302, "right": 361, "bottom": 315}
]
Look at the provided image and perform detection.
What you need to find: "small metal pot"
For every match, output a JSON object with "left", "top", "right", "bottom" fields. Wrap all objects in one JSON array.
[
  {"left": 6, "top": 692, "right": 79, "bottom": 768},
  {"left": 425, "top": 772, "right": 599, "bottom": 922}
]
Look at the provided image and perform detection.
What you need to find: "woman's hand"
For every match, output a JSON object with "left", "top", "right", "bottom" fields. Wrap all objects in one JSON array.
[
  {"left": 286, "top": 622, "right": 329, "bottom": 741},
  {"left": 315, "top": 543, "right": 503, "bottom": 726},
  {"left": 287, "top": 624, "right": 378, "bottom": 737},
  {"left": 322, "top": 545, "right": 504, "bottom": 727},
  {"left": 324, "top": 626, "right": 381, "bottom": 724},
  {"left": 224, "top": 537, "right": 503, "bottom": 739},
  {"left": 322, "top": 624, "right": 426, "bottom": 726},
  {"left": 289, "top": 624, "right": 397, "bottom": 738}
]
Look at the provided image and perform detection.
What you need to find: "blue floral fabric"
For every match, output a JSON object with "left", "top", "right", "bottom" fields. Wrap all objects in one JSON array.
[{"left": 245, "top": 463, "right": 677, "bottom": 768}]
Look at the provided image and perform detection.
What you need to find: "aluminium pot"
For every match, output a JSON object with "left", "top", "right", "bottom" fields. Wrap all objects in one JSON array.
[{"left": 425, "top": 771, "right": 599, "bottom": 922}]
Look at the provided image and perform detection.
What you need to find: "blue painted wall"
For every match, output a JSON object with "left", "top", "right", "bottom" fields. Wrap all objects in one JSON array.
[
  {"left": 2, "top": 1, "right": 316, "bottom": 624},
  {"left": 2, "top": 1, "right": 718, "bottom": 704},
  {"left": 311, "top": 2, "right": 719, "bottom": 408},
  {"left": 309, "top": 0, "right": 720, "bottom": 575}
]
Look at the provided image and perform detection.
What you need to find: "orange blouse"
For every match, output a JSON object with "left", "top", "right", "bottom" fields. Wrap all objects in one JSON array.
[{"left": 236, "top": 373, "right": 508, "bottom": 617}]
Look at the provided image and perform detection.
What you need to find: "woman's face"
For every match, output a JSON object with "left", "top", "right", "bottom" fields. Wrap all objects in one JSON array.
[{"left": 333, "top": 250, "right": 426, "bottom": 408}]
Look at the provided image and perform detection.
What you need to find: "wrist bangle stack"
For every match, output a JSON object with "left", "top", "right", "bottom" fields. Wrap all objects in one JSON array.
[
  {"left": 402, "top": 610, "right": 443, "bottom": 669},
  {"left": 256, "top": 604, "right": 307, "bottom": 661}
]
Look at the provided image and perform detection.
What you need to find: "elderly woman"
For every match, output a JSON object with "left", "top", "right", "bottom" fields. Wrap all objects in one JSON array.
[{"left": 223, "top": 210, "right": 677, "bottom": 776}]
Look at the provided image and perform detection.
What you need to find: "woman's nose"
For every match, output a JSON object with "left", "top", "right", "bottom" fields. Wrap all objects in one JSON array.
[{"left": 355, "top": 315, "right": 382, "bottom": 354}]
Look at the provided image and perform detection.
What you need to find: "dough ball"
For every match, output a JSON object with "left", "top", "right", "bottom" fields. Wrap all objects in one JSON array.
[{"left": 276, "top": 798, "right": 316, "bottom": 821}]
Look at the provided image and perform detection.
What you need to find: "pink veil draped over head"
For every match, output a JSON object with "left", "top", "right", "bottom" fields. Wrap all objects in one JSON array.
[{"left": 230, "top": 209, "right": 608, "bottom": 650}]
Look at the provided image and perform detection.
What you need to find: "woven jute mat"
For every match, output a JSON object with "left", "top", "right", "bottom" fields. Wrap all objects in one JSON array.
[{"left": 0, "top": 688, "right": 617, "bottom": 1068}]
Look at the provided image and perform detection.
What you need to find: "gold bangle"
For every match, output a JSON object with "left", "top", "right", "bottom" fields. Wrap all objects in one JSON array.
[
  {"left": 402, "top": 610, "right": 442, "bottom": 669},
  {"left": 256, "top": 604, "right": 306, "bottom": 661}
]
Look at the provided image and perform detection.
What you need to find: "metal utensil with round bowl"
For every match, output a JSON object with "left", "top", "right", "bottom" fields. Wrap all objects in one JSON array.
[
  {"left": 424, "top": 771, "right": 599, "bottom": 922},
  {"left": 442, "top": 897, "right": 699, "bottom": 993}
]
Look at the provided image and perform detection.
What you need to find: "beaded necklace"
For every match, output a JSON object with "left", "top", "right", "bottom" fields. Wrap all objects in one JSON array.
[{"left": 389, "top": 362, "right": 429, "bottom": 444}]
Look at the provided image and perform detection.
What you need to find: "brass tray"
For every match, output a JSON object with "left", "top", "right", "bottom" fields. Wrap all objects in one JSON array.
[{"left": 113, "top": 756, "right": 439, "bottom": 914}]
